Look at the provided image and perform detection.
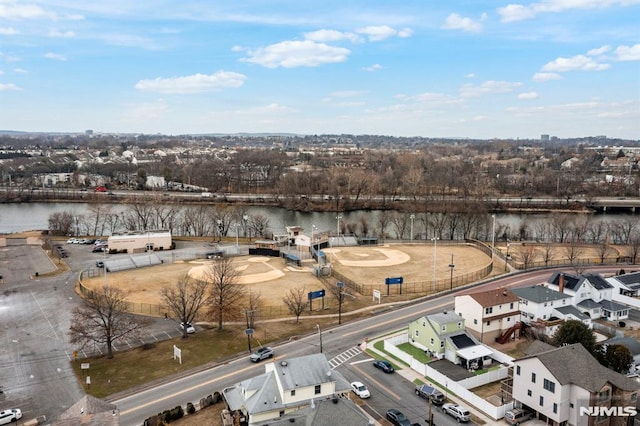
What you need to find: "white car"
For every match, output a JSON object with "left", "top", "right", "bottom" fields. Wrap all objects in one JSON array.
[
  {"left": 66, "top": 238, "right": 78, "bottom": 244},
  {"left": 350, "top": 381, "right": 370, "bottom": 399},
  {"left": 0, "top": 409, "right": 22, "bottom": 425},
  {"left": 442, "top": 403, "right": 471, "bottom": 422},
  {"left": 180, "top": 322, "right": 195, "bottom": 334}
]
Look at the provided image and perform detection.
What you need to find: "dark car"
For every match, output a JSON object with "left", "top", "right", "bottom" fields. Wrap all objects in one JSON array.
[
  {"left": 415, "top": 384, "right": 446, "bottom": 405},
  {"left": 96, "top": 261, "right": 105, "bottom": 268},
  {"left": 386, "top": 409, "right": 411, "bottom": 426},
  {"left": 373, "top": 360, "right": 394, "bottom": 373}
]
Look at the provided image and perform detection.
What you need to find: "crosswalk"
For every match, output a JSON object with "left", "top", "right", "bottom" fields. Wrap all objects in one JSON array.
[{"left": 328, "top": 346, "right": 363, "bottom": 369}]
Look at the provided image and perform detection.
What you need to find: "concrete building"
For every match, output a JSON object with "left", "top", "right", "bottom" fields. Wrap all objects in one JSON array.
[{"left": 107, "top": 230, "right": 172, "bottom": 253}]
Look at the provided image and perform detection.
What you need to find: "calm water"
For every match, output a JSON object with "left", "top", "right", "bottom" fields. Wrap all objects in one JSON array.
[{"left": 0, "top": 201, "right": 629, "bottom": 237}]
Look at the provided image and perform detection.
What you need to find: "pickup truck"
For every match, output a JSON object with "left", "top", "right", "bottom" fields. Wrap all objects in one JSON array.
[{"left": 415, "top": 384, "right": 445, "bottom": 405}]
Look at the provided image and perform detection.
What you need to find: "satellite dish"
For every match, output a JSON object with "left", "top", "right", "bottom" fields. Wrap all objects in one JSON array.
[{"left": 326, "top": 371, "right": 332, "bottom": 377}]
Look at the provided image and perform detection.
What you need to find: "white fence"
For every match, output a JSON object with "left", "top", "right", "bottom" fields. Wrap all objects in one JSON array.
[{"left": 382, "top": 332, "right": 514, "bottom": 421}]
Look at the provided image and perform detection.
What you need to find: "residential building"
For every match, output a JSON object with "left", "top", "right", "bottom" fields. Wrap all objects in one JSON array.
[
  {"left": 512, "top": 343, "right": 639, "bottom": 426},
  {"left": 545, "top": 272, "right": 628, "bottom": 321},
  {"left": 511, "top": 285, "right": 579, "bottom": 337},
  {"left": 222, "top": 353, "right": 363, "bottom": 426},
  {"left": 408, "top": 311, "right": 492, "bottom": 369},
  {"left": 454, "top": 287, "right": 521, "bottom": 344}
]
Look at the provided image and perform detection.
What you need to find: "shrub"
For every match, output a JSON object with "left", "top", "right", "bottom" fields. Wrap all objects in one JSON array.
[
  {"left": 142, "top": 342, "right": 156, "bottom": 350},
  {"left": 186, "top": 402, "right": 195, "bottom": 414}
]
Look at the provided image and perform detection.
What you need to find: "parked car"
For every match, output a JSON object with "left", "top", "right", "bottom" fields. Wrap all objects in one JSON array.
[
  {"left": 180, "top": 322, "right": 196, "bottom": 334},
  {"left": 442, "top": 403, "right": 471, "bottom": 422},
  {"left": 66, "top": 238, "right": 78, "bottom": 244},
  {"left": 373, "top": 359, "right": 394, "bottom": 373},
  {"left": 350, "top": 381, "right": 370, "bottom": 399},
  {"left": 385, "top": 408, "right": 411, "bottom": 426},
  {"left": 415, "top": 384, "right": 445, "bottom": 405},
  {"left": 250, "top": 347, "right": 274, "bottom": 362},
  {"left": 504, "top": 407, "right": 534, "bottom": 425},
  {"left": 96, "top": 261, "right": 105, "bottom": 268},
  {"left": 92, "top": 245, "right": 107, "bottom": 253},
  {"left": 0, "top": 409, "right": 22, "bottom": 425},
  {"left": 94, "top": 186, "right": 107, "bottom": 192}
]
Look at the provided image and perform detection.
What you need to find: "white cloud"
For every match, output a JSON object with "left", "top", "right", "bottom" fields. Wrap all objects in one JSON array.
[
  {"left": 397, "top": 28, "right": 413, "bottom": 38},
  {"left": 49, "top": 29, "right": 76, "bottom": 38},
  {"left": 329, "top": 90, "right": 366, "bottom": 98},
  {"left": 587, "top": 45, "right": 610, "bottom": 56},
  {"left": 363, "top": 64, "right": 382, "bottom": 72},
  {"left": 125, "top": 99, "right": 169, "bottom": 121},
  {"left": 542, "top": 54, "right": 610, "bottom": 71},
  {"left": 135, "top": 71, "right": 246, "bottom": 94},
  {"left": 242, "top": 40, "right": 350, "bottom": 68},
  {"left": 355, "top": 25, "right": 399, "bottom": 42},
  {"left": 0, "top": 83, "right": 21, "bottom": 91},
  {"left": 303, "top": 29, "right": 362, "bottom": 43},
  {"left": 13, "top": 67, "right": 27, "bottom": 73},
  {"left": 473, "top": 115, "right": 489, "bottom": 121},
  {"left": 518, "top": 91, "right": 539, "bottom": 99},
  {"left": 0, "top": 2, "right": 54, "bottom": 20},
  {"left": 614, "top": 43, "right": 640, "bottom": 61},
  {"left": 532, "top": 72, "right": 562, "bottom": 81},
  {"left": 459, "top": 80, "right": 523, "bottom": 98},
  {"left": 0, "top": 27, "right": 18, "bottom": 35},
  {"left": 44, "top": 52, "right": 67, "bottom": 61},
  {"left": 441, "top": 13, "right": 483, "bottom": 33},
  {"left": 498, "top": 0, "right": 640, "bottom": 22},
  {"left": 465, "top": 73, "right": 475, "bottom": 78}
]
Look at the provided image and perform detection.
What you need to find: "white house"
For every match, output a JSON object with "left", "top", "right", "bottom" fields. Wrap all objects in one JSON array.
[
  {"left": 545, "top": 272, "right": 628, "bottom": 321},
  {"left": 511, "top": 285, "right": 577, "bottom": 336},
  {"left": 512, "top": 343, "right": 639, "bottom": 425},
  {"left": 222, "top": 353, "right": 365, "bottom": 426},
  {"left": 454, "top": 287, "right": 521, "bottom": 344}
]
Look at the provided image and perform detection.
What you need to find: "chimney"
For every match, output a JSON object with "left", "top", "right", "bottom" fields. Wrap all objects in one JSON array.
[{"left": 558, "top": 273, "right": 564, "bottom": 293}]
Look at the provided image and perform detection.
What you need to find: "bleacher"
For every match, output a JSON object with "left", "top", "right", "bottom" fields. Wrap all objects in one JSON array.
[{"left": 104, "top": 253, "right": 162, "bottom": 272}]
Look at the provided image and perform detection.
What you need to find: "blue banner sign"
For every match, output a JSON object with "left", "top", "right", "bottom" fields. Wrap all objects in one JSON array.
[
  {"left": 385, "top": 277, "right": 403, "bottom": 285},
  {"left": 308, "top": 289, "right": 326, "bottom": 300}
]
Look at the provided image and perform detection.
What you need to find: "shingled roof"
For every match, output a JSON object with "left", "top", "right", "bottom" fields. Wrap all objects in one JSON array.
[
  {"left": 517, "top": 343, "right": 639, "bottom": 393},
  {"left": 461, "top": 287, "right": 519, "bottom": 308}
]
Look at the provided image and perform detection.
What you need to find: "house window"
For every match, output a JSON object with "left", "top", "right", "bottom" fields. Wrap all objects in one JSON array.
[
  {"left": 291, "top": 390, "right": 296, "bottom": 396},
  {"left": 570, "top": 403, "right": 574, "bottom": 408},
  {"left": 507, "top": 317, "right": 511, "bottom": 322},
  {"left": 543, "top": 302, "right": 547, "bottom": 307},
  {"left": 474, "top": 319, "right": 478, "bottom": 325},
  {"left": 485, "top": 307, "right": 493, "bottom": 314},
  {"left": 441, "top": 325, "right": 446, "bottom": 332},
  {"left": 516, "top": 365, "right": 521, "bottom": 375},
  {"left": 553, "top": 403, "right": 557, "bottom": 414},
  {"left": 539, "top": 396, "right": 544, "bottom": 406},
  {"left": 430, "top": 338, "right": 434, "bottom": 345},
  {"left": 543, "top": 379, "right": 555, "bottom": 393},
  {"left": 314, "top": 385, "right": 321, "bottom": 394},
  {"left": 422, "top": 321, "right": 426, "bottom": 327},
  {"left": 486, "top": 321, "right": 491, "bottom": 326},
  {"left": 440, "top": 341, "right": 445, "bottom": 348},
  {"left": 631, "top": 393, "right": 637, "bottom": 403},
  {"left": 598, "top": 389, "right": 610, "bottom": 402},
  {"left": 543, "top": 315, "right": 547, "bottom": 319},
  {"left": 532, "top": 372, "right": 536, "bottom": 383},
  {"left": 415, "top": 330, "right": 419, "bottom": 337},
  {"left": 510, "top": 302, "right": 514, "bottom": 309},
  {"left": 457, "top": 322, "right": 462, "bottom": 329},
  {"left": 562, "top": 299, "right": 566, "bottom": 305},
  {"left": 527, "top": 389, "right": 532, "bottom": 397}
]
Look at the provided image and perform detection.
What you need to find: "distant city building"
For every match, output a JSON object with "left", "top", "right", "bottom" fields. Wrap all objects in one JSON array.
[{"left": 540, "top": 134, "right": 550, "bottom": 141}]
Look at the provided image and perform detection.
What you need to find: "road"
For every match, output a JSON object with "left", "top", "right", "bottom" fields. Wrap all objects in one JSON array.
[{"left": 111, "top": 265, "right": 623, "bottom": 426}]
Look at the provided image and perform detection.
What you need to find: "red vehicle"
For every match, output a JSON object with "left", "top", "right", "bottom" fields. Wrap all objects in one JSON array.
[{"left": 94, "top": 186, "right": 107, "bottom": 192}]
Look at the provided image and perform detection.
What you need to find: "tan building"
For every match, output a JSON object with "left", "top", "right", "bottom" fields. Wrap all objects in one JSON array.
[{"left": 107, "top": 230, "right": 172, "bottom": 253}]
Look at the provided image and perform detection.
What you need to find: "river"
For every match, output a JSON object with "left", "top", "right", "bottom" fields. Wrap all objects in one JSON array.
[{"left": 0, "top": 202, "right": 634, "bottom": 240}]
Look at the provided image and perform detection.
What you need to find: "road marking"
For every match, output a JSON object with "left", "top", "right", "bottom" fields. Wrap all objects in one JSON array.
[
  {"left": 328, "top": 346, "right": 362, "bottom": 369},
  {"left": 118, "top": 353, "right": 290, "bottom": 415},
  {"left": 352, "top": 363, "right": 402, "bottom": 401}
]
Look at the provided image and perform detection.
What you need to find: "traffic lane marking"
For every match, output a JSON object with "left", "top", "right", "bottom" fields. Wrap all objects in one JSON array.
[{"left": 351, "top": 363, "right": 402, "bottom": 401}]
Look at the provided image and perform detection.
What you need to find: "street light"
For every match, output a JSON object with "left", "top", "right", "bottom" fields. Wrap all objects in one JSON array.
[
  {"left": 410, "top": 214, "right": 415, "bottom": 241},
  {"left": 235, "top": 223, "right": 240, "bottom": 247},
  {"left": 243, "top": 214, "right": 249, "bottom": 240},
  {"left": 505, "top": 239, "right": 511, "bottom": 272},
  {"left": 336, "top": 214, "right": 342, "bottom": 239},
  {"left": 337, "top": 281, "right": 345, "bottom": 325},
  {"left": 448, "top": 254, "right": 455, "bottom": 291},
  {"left": 431, "top": 237, "right": 439, "bottom": 292},
  {"left": 316, "top": 324, "right": 323, "bottom": 353},
  {"left": 491, "top": 214, "right": 496, "bottom": 261}
]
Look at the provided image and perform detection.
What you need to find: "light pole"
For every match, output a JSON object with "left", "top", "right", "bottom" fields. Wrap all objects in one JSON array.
[
  {"left": 243, "top": 214, "right": 249, "bottom": 240},
  {"left": 410, "top": 214, "right": 415, "bottom": 240},
  {"left": 337, "top": 281, "right": 345, "bottom": 325},
  {"left": 217, "top": 219, "right": 223, "bottom": 242},
  {"left": 235, "top": 223, "right": 240, "bottom": 247},
  {"left": 505, "top": 239, "right": 511, "bottom": 272},
  {"left": 491, "top": 214, "right": 496, "bottom": 261},
  {"left": 336, "top": 214, "right": 342, "bottom": 239},
  {"left": 311, "top": 225, "right": 316, "bottom": 257},
  {"left": 448, "top": 254, "right": 455, "bottom": 291},
  {"left": 316, "top": 324, "right": 323, "bottom": 353},
  {"left": 431, "top": 237, "right": 439, "bottom": 292}
]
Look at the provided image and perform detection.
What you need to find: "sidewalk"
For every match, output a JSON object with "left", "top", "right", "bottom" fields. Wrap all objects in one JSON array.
[{"left": 363, "top": 331, "right": 503, "bottom": 425}]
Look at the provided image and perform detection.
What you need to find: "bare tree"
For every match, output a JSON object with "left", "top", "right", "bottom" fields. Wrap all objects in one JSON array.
[
  {"left": 161, "top": 274, "right": 209, "bottom": 338},
  {"left": 283, "top": 286, "right": 307, "bottom": 323},
  {"left": 596, "top": 242, "right": 613, "bottom": 264},
  {"left": 564, "top": 240, "right": 585, "bottom": 273},
  {"left": 541, "top": 243, "right": 556, "bottom": 267},
  {"left": 515, "top": 244, "right": 537, "bottom": 270},
  {"left": 203, "top": 258, "right": 245, "bottom": 330},
  {"left": 628, "top": 231, "right": 640, "bottom": 264},
  {"left": 244, "top": 289, "right": 262, "bottom": 329},
  {"left": 69, "top": 286, "right": 150, "bottom": 359}
]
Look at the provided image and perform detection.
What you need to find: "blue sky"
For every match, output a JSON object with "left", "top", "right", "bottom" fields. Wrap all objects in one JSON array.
[{"left": 1, "top": 0, "right": 639, "bottom": 139}]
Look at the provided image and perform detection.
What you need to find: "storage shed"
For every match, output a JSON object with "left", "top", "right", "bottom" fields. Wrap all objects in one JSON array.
[{"left": 108, "top": 230, "right": 172, "bottom": 254}]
